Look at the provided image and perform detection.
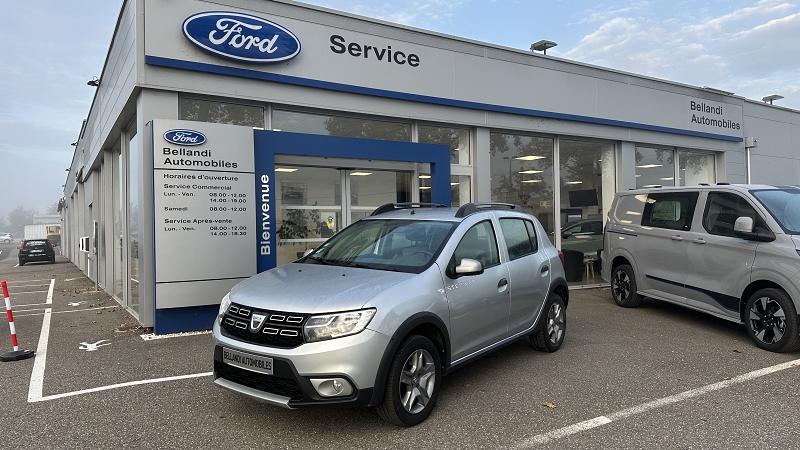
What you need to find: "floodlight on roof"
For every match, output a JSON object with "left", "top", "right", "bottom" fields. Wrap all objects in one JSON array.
[
  {"left": 762, "top": 94, "right": 784, "bottom": 104},
  {"left": 530, "top": 40, "right": 557, "bottom": 55}
]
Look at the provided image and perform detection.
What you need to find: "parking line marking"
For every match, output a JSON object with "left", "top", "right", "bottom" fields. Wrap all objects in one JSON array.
[
  {"left": 15, "top": 306, "right": 119, "bottom": 318},
  {"left": 28, "top": 308, "right": 52, "bottom": 402},
  {"left": 515, "top": 358, "right": 800, "bottom": 447},
  {"left": 9, "top": 290, "right": 50, "bottom": 294},
  {"left": 29, "top": 372, "right": 213, "bottom": 403},
  {"left": 46, "top": 279, "right": 54, "bottom": 304}
]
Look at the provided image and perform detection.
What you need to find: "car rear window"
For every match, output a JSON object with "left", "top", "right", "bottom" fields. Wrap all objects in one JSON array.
[{"left": 24, "top": 241, "right": 47, "bottom": 248}]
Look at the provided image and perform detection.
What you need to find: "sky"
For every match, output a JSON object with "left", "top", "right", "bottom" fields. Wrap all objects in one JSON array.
[{"left": 1, "top": 0, "right": 798, "bottom": 220}]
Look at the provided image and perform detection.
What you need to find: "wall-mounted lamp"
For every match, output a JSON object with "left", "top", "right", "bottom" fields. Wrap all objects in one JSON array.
[
  {"left": 762, "top": 94, "right": 783, "bottom": 104},
  {"left": 70, "top": 141, "right": 77, "bottom": 146},
  {"left": 530, "top": 40, "right": 557, "bottom": 55},
  {"left": 87, "top": 77, "right": 100, "bottom": 87},
  {"left": 702, "top": 86, "right": 734, "bottom": 96}
]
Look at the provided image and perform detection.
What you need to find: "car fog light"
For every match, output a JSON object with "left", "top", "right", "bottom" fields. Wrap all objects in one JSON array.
[{"left": 310, "top": 378, "right": 353, "bottom": 397}]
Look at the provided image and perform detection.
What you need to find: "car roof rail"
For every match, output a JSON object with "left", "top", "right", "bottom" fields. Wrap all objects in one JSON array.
[
  {"left": 370, "top": 202, "right": 448, "bottom": 216},
  {"left": 716, "top": 182, "right": 731, "bottom": 185},
  {"left": 699, "top": 183, "right": 710, "bottom": 186},
  {"left": 454, "top": 202, "right": 525, "bottom": 218}
]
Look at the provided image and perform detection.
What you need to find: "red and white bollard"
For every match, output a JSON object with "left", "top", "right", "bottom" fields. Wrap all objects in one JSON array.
[{"left": 1, "top": 280, "right": 35, "bottom": 362}]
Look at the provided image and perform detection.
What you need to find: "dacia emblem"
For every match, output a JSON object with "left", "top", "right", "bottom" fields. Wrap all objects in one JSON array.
[{"left": 250, "top": 313, "right": 266, "bottom": 332}]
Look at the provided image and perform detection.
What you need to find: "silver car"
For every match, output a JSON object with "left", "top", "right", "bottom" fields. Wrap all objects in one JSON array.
[{"left": 213, "top": 202, "right": 569, "bottom": 426}]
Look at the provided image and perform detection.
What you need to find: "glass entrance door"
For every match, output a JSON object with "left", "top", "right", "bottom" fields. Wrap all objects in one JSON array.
[{"left": 274, "top": 165, "right": 412, "bottom": 266}]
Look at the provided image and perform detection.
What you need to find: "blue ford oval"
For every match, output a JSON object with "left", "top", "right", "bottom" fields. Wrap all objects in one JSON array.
[
  {"left": 164, "top": 129, "right": 207, "bottom": 146},
  {"left": 182, "top": 11, "right": 301, "bottom": 63}
]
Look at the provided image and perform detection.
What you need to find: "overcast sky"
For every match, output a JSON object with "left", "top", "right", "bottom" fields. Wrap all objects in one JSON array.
[{"left": 1, "top": 0, "right": 798, "bottom": 219}]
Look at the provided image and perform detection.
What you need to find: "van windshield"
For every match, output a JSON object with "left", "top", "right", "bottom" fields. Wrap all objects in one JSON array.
[{"left": 751, "top": 188, "right": 800, "bottom": 234}]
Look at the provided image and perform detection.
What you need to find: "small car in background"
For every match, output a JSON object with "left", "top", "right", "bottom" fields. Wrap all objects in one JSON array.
[
  {"left": 1, "top": 232, "right": 13, "bottom": 243},
  {"left": 18, "top": 239, "right": 56, "bottom": 266},
  {"left": 213, "top": 202, "right": 568, "bottom": 426}
]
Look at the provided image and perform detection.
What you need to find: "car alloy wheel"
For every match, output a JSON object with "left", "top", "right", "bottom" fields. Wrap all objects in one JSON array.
[
  {"left": 610, "top": 264, "right": 643, "bottom": 308},
  {"left": 398, "top": 348, "right": 436, "bottom": 415},
  {"left": 544, "top": 300, "right": 565, "bottom": 347},
  {"left": 745, "top": 288, "right": 800, "bottom": 352},
  {"left": 530, "top": 293, "right": 567, "bottom": 352}
]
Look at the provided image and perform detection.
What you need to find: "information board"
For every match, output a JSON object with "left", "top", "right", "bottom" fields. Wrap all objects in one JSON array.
[{"left": 152, "top": 120, "right": 256, "bottom": 309}]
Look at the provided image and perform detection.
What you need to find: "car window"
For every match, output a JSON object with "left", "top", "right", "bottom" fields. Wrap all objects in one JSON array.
[
  {"left": 641, "top": 192, "right": 699, "bottom": 231},
  {"left": 453, "top": 221, "right": 500, "bottom": 268},
  {"left": 703, "top": 192, "right": 762, "bottom": 237},
  {"left": 524, "top": 220, "right": 539, "bottom": 253},
  {"left": 24, "top": 241, "right": 47, "bottom": 248},
  {"left": 500, "top": 218, "right": 535, "bottom": 260},
  {"left": 751, "top": 188, "right": 800, "bottom": 234}
]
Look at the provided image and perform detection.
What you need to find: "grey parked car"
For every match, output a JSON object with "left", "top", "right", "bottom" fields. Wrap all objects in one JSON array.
[{"left": 213, "top": 202, "right": 569, "bottom": 426}]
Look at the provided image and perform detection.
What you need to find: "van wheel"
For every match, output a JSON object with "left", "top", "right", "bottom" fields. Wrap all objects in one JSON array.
[
  {"left": 745, "top": 288, "right": 800, "bottom": 353},
  {"left": 376, "top": 335, "right": 441, "bottom": 426},
  {"left": 529, "top": 293, "right": 566, "bottom": 352},
  {"left": 611, "top": 264, "right": 643, "bottom": 307}
]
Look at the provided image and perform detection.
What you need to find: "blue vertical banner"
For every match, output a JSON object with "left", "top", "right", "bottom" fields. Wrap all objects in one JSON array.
[{"left": 254, "top": 131, "right": 277, "bottom": 274}]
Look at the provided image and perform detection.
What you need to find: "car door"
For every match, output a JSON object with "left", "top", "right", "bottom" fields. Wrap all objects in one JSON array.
[
  {"left": 499, "top": 217, "right": 550, "bottom": 335},
  {"left": 444, "top": 219, "right": 511, "bottom": 361},
  {"left": 635, "top": 190, "right": 700, "bottom": 303},
  {"left": 684, "top": 191, "right": 761, "bottom": 318}
]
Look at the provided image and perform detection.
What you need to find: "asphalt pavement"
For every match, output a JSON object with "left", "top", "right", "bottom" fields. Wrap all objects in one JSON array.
[{"left": 1, "top": 247, "right": 799, "bottom": 449}]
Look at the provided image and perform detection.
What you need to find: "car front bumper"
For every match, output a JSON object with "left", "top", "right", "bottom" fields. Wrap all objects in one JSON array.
[{"left": 211, "top": 320, "right": 391, "bottom": 408}]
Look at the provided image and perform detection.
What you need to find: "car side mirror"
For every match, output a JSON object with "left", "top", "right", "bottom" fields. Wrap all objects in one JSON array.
[
  {"left": 454, "top": 258, "right": 483, "bottom": 276},
  {"left": 734, "top": 216, "right": 776, "bottom": 242},
  {"left": 562, "top": 231, "right": 573, "bottom": 239}
]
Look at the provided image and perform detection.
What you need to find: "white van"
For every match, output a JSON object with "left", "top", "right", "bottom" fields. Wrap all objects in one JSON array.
[{"left": 602, "top": 184, "right": 800, "bottom": 352}]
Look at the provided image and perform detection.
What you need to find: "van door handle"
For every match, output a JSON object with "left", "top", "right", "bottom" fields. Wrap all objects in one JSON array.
[
  {"left": 693, "top": 238, "right": 706, "bottom": 244},
  {"left": 671, "top": 235, "right": 683, "bottom": 241},
  {"left": 541, "top": 265, "right": 549, "bottom": 274}
]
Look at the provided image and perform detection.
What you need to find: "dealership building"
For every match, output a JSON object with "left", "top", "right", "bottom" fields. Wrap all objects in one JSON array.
[{"left": 62, "top": 0, "right": 800, "bottom": 333}]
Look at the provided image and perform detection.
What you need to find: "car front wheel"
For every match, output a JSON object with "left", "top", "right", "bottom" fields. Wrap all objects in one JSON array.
[
  {"left": 611, "top": 264, "right": 643, "bottom": 308},
  {"left": 529, "top": 293, "right": 566, "bottom": 352},
  {"left": 376, "top": 335, "right": 441, "bottom": 426},
  {"left": 745, "top": 288, "right": 800, "bottom": 353}
]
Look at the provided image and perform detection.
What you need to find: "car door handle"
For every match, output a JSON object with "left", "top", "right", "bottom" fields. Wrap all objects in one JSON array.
[
  {"left": 541, "top": 265, "right": 549, "bottom": 274},
  {"left": 671, "top": 235, "right": 683, "bottom": 241},
  {"left": 693, "top": 238, "right": 706, "bottom": 244},
  {"left": 498, "top": 278, "right": 508, "bottom": 288}
]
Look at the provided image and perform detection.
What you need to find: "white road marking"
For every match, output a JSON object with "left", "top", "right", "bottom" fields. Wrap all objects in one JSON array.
[
  {"left": 46, "top": 279, "right": 54, "bottom": 304},
  {"left": 515, "top": 358, "right": 800, "bottom": 447},
  {"left": 8, "top": 290, "right": 50, "bottom": 294},
  {"left": 28, "top": 308, "right": 51, "bottom": 402},
  {"left": 14, "top": 306, "right": 119, "bottom": 317},
  {"left": 78, "top": 340, "right": 111, "bottom": 351},
  {"left": 5, "top": 282, "right": 49, "bottom": 287},
  {"left": 29, "top": 372, "right": 213, "bottom": 403},
  {"left": 67, "top": 301, "right": 87, "bottom": 307}
]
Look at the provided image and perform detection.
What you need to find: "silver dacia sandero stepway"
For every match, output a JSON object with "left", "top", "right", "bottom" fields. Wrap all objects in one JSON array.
[{"left": 212, "top": 202, "right": 568, "bottom": 426}]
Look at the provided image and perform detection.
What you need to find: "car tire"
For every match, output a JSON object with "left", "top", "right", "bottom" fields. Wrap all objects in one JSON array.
[
  {"left": 611, "top": 264, "right": 644, "bottom": 308},
  {"left": 18, "top": 260, "right": 25, "bottom": 266},
  {"left": 50, "top": 257, "right": 56, "bottom": 264},
  {"left": 529, "top": 293, "right": 566, "bottom": 352},
  {"left": 744, "top": 288, "right": 800, "bottom": 353},
  {"left": 376, "top": 335, "right": 441, "bottom": 426}
]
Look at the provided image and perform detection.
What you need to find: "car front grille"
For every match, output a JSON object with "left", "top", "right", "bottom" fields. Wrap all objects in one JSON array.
[
  {"left": 221, "top": 302, "right": 307, "bottom": 348},
  {"left": 214, "top": 360, "right": 304, "bottom": 400}
]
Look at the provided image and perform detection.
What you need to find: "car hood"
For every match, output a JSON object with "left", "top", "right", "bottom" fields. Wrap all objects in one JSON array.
[{"left": 229, "top": 263, "right": 415, "bottom": 313}]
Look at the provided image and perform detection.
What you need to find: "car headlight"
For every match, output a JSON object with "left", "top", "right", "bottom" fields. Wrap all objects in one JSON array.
[
  {"left": 218, "top": 292, "right": 231, "bottom": 324},
  {"left": 304, "top": 308, "right": 376, "bottom": 342}
]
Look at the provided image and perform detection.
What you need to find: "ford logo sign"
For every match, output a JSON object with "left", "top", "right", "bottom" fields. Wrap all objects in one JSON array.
[
  {"left": 164, "top": 129, "right": 207, "bottom": 146},
  {"left": 182, "top": 11, "right": 301, "bottom": 63}
]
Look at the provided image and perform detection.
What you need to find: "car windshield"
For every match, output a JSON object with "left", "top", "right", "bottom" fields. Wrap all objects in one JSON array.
[
  {"left": 303, "top": 219, "right": 457, "bottom": 273},
  {"left": 752, "top": 188, "right": 800, "bottom": 234}
]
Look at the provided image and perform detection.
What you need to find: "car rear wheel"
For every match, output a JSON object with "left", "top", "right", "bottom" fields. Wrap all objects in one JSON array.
[
  {"left": 18, "top": 260, "right": 25, "bottom": 266},
  {"left": 529, "top": 293, "right": 566, "bottom": 352},
  {"left": 745, "top": 288, "right": 800, "bottom": 353},
  {"left": 611, "top": 264, "right": 643, "bottom": 308},
  {"left": 376, "top": 335, "right": 441, "bottom": 426}
]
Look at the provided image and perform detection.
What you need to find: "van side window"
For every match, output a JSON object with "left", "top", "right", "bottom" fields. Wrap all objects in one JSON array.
[
  {"left": 703, "top": 192, "right": 761, "bottom": 237},
  {"left": 500, "top": 218, "right": 536, "bottom": 260},
  {"left": 641, "top": 192, "right": 699, "bottom": 231},
  {"left": 453, "top": 221, "right": 500, "bottom": 268}
]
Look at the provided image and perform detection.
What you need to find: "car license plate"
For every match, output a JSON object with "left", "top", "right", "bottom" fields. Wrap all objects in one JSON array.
[{"left": 222, "top": 347, "right": 273, "bottom": 375}]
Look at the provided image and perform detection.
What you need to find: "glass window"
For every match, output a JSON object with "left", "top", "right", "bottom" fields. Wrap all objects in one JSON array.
[
  {"left": 127, "top": 127, "right": 139, "bottom": 313},
  {"left": 500, "top": 218, "right": 535, "bottom": 260},
  {"left": 524, "top": 221, "right": 539, "bottom": 253},
  {"left": 180, "top": 98, "right": 264, "bottom": 128},
  {"left": 453, "top": 221, "right": 500, "bottom": 268},
  {"left": 273, "top": 110, "right": 410, "bottom": 141},
  {"left": 490, "top": 133, "right": 555, "bottom": 240},
  {"left": 703, "top": 192, "right": 761, "bottom": 237},
  {"left": 679, "top": 151, "right": 715, "bottom": 186},
  {"left": 636, "top": 147, "right": 675, "bottom": 189},
  {"left": 559, "top": 140, "right": 614, "bottom": 255},
  {"left": 642, "top": 192, "right": 699, "bottom": 231},
  {"left": 418, "top": 125, "right": 470, "bottom": 165},
  {"left": 113, "top": 145, "right": 123, "bottom": 300},
  {"left": 419, "top": 175, "right": 471, "bottom": 207},
  {"left": 752, "top": 188, "right": 800, "bottom": 234}
]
